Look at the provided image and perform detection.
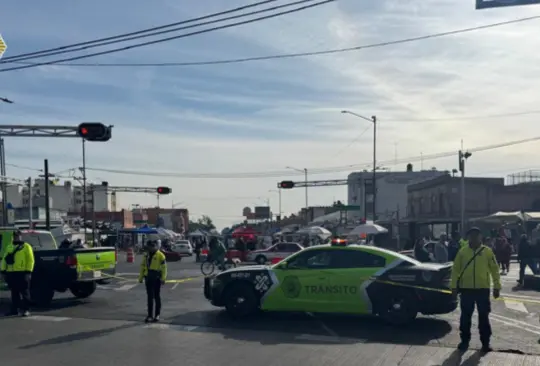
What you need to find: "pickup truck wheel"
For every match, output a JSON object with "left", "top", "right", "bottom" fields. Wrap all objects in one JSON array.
[
  {"left": 224, "top": 282, "right": 258, "bottom": 319},
  {"left": 376, "top": 290, "right": 418, "bottom": 326},
  {"left": 255, "top": 255, "right": 267, "bottom": 265},
  {"left": 30, "top": 285, "right": 55, "bottom": 308},
  {"left": 70, "top": 282, "right": 97, "bottom": 299}
]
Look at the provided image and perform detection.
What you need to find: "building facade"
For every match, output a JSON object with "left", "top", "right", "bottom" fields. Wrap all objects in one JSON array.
[
  {"left": 406, "top": 175, "right": 540, "bottom": 223},
  {"left": 347, "top": 166, "right": 447, "bottom": 221},
  {"left": 4, "top": 179, "right": 110, "bottom": 212}
]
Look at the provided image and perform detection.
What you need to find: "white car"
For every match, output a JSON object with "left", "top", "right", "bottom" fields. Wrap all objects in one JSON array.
[
  {"left": 246, "top": 242, "right": 303, "bottom": 264},
  {"left": 170, "top": 240, "right": 193, "bottom": 256}
]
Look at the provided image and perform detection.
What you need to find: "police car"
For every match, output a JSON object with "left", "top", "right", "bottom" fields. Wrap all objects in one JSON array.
[{"left": 203, "top": 241, "right": 456, "bottom": 325}]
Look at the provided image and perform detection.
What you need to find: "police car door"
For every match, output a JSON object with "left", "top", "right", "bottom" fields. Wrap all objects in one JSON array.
[
  {"left": 267, "top": 249, "right": 333, "bottom": 312},
  {"left": 326, "top": 249, "right": 386, "bottom": 314}
]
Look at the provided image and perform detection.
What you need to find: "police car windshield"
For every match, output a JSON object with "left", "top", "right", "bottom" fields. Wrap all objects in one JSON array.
[{"left": 21, "top": 232, "right": 56, "bottom": 250}]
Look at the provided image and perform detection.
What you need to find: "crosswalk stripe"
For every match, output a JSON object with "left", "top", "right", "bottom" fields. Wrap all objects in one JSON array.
[{"left": 504, "top": 300, "right": 529, "bottom": 313}]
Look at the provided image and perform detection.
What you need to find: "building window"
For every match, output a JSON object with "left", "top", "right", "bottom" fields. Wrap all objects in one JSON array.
[
  {"left": 419, "top": 198, "right": 424, "bottom": 214},
  {"left": 75, "top": 199, "right": 82, "bottom": 205},
  {"left": 439, "top": 192, "right": 445, "bottom": 215}
]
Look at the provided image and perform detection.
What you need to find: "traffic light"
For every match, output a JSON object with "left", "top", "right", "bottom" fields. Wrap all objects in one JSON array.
[
  {"left": 278, "top": 180, "right": 295, "bottom": 189},
  {"left": 157, "top": 186, "right": 171, "bottom": 195},
  {"left": 77, "top": 122, "right": 111, "bottom": 142}
]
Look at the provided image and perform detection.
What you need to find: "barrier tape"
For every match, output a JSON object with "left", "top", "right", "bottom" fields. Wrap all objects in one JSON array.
[
  {"left": 80, "top": 266, "right": 202, "bottom": 285},
  {"left": 374, "top": 278, "right": 540, "bottom": 305}
]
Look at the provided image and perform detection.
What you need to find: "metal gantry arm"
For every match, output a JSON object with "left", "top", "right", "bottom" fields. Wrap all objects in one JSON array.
[
  {"left": 0, "top": 125, "right": 79, "bottom": 137},
  {"left": 278, "top": 179, "right": 350, "bottom": 188},
  {"left": 90, "top": 186, "right": 159, "bottom": 194}
]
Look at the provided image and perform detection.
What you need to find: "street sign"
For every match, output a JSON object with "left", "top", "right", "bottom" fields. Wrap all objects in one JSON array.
[
  {"left": 0, "top": 34, "right": 6, "bottom": 59},
  {"left": 476, "top": 0, "right": 540, "bottom": 9},
  {"left": 6, "top": 202, "right": 13, "bottom": 209}
]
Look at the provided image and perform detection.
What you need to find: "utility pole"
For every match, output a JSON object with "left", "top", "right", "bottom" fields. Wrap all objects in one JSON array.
[
  {"left": 0, "top": 138, "right": 6, "bottom": 225},
  {"left": 372, "top": 116, "right": 377, "bottom": 220},
  {"left": 44, "top": 159, "right": 50, "bottom": 231},
  {"left": 82, "top": 139, "right": 87, "bottom": 223},
  {"left": 459, "top": 150, "right": 472, "bottom": 236},
  {"left": 27, "top": 177, "right": 32, "bottom": 227},
  {"left": 91, "top": 185, "right": 96, "bottom": 246}
]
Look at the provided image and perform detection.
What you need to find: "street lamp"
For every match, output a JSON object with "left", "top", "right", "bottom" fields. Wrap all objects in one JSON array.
[
  {"left": 459, "top": 150, "right": 472, "bottom": 236},
  {"left": 286, "top": 166, "right": 308, "bottom": 219},
  {"left": 341, "top": 110, "right": 377, "bottom": 219},
  {"left": 269, "top": 189, "right": 282, "bottom": 218}
]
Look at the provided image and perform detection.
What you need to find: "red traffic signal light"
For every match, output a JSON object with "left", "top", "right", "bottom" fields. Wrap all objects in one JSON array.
[
  {"left": 278, "top": 180, "right": 295, "bottom": 189},
  {"left": 77, "top": 122, "right": 111, "bottom": 141},
  {"left": 157, "top": 186, "right": 171, "bottom": 195}
]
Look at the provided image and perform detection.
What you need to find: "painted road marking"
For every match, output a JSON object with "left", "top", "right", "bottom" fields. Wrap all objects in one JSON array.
[
  {"left": 116, "top": 284, "right": 139, "bottom": 291},
  {"left": 25, "top": 315, "right": 70, "bottom": 322},
  {"left": 171, "top": 283, "right": 179, "bottom": 290},
  {"left": 504, "top": 300, "right": 529, "bottom": 313},
  {"left": 144, "top": 323, "right": 199, "bottom": 332},
  {"left": 490, "top": 313, "right": 540, "bottom": 336}
]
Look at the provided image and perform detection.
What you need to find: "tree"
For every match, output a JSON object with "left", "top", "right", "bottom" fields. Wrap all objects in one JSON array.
[{"left": 189, "top": 215, "right": 215, "bottom": 231}]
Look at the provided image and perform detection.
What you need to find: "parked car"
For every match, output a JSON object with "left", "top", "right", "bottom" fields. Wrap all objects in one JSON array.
[
  {"left": 171, "top": 240, "right": 193, "bottom": 256},
  {"left": 246, "top": 242, "right": 304, "bottom": 264}
]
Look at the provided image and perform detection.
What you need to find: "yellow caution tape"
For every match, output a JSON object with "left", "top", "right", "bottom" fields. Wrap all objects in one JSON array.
[{"left": 373, "top": 278, "right": 540, "bottom": 305}]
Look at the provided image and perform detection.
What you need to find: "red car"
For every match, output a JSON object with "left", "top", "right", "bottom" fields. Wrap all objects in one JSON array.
[{"left": 246, "top": 242, "right": 304, "bottom": 264}]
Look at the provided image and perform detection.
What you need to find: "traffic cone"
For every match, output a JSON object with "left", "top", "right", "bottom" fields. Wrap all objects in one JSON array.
[{"left": 126, "top": 248, "right": 135, "bottom": 263}]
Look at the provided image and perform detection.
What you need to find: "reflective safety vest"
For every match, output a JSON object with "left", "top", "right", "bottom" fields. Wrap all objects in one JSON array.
[
  {"left": 459, "top": 239, "right": 468, "bottom": 248},
  {"left": 139, "top": 250, "right": 167, "bottom": 282},
  {"left": 0, "top": 242, "right": 35, "bottom": 273},
  {"left": 451, "top": 244, "right": 501, "bottom": 290}
]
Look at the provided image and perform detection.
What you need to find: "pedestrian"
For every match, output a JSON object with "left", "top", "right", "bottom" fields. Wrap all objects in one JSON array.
[
  {"left": 0, "top": 230, "right": 35, "bottom": 317},
  {"left": 494, "top": 229, "right": 511, "bottom": 275},
  {"left": 414, "top": 239, "right": 431, "bottom": 263},
  {"left": 138, "top": 240, "right": 167, "bottom": 323},
  {"left": 434, "top": 233, "right": 449, "bottom": 263},
  {"left": 517, "top": 234, "right": 537, "bottom": 286},
  {"left": 451, "top": 227, "right": 501, "bottom": 352},
  {"left": 448, "top": 231, "right": 460, "bottom": 262}
]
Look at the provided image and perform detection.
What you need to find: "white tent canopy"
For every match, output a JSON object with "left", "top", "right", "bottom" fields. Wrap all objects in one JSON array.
[
  {"left": 469, "top": 211, "right": 525, "bottom": 223},
  {"left": 348, "top": 221, "right": 388, "bottom": 236},
  {"left": 188, "top": 229, "right": 206, "bottom": 237},
  {"left": 295, "top": 226, "right": 332, "bottom": 238}
]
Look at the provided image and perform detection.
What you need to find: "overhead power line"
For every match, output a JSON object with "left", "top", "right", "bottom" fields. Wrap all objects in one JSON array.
[
  {"left": 15, "top": 15, "right": 539, "bottom": 68},
  {"left": 0, "top": 0, "right": 279, "bottom": 63},
  {"left": 1, "top": 0, "right": 317, "bottom": 64},
  {"left": 84, "top": 135, "right": 540, "bottom": 179},
  {"left": 0, "top": 0, "right": 334, "bottom": 73}
]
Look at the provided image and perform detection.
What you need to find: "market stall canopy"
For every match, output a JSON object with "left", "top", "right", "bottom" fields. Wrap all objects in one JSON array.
[
  {"left": 188, "top": 229, "right": 208, "bottom": 237},
  {"left": 231, "top": 226, "right": 259, "bottom": 239},
  {"left": 524, "top": 212, "right": 540, "bottom": 221},
  {"left": 295, "top": 226, "right": 332, "bottom": 238},
  {"left": 120, "top": 227, "right": 159, "bottom": 234},
  {"left": 348, "top": 222, "right": 388, "bottom": 236},
  {"left": 469, "top": 211, "right": 525, "bottom": 223}
]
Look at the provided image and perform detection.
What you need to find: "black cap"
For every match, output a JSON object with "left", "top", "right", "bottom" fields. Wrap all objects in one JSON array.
[{"left": 466, "top": 227, "right": 481, "bottom": 235}]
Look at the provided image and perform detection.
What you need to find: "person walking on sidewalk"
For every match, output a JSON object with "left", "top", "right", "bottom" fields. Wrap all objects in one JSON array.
[
  {"left": 517, "top": 234, "right": 538, "bottom": 286},
  {"left": 139, "top": 240, "right": 167, "bottom": 323},
  {"left": 451, "top": 227, "right": 501, "bottom": 353}
]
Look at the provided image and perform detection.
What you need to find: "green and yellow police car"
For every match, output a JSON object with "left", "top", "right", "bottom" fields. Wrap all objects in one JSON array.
[{"left": 204, "top": 243, "right": 456, "bottom": 325}]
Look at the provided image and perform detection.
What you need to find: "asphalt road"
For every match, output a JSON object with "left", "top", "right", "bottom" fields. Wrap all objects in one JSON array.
[{"left": 3, "top": 256, "right": 540, "bottom": 363}]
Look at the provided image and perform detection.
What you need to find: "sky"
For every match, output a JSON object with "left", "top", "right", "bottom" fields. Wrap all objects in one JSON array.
[{"left": 1, "top": 0, "right": 540, "bottom": 229}]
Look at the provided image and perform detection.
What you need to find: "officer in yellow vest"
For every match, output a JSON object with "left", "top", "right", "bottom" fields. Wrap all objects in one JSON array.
[
  {"left": 451, "top": 227, "right": 501, "bottom": 353},
  {"left": 139, "top": 240, "right": 167, "bottom": 323},
  {"left": 0, "top": 230, "right": 35, "bottom": 317}
]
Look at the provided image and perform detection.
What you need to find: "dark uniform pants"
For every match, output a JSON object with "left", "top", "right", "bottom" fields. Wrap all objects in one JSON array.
[
  {"left": 145, "top": 278, "right": 162, "bottom": 318},
  {"left": 5, "top": 272, "right": 31, "bottom": 312},
  {"left": 459, "top": 289, "right": 491, "bottom": 344}
]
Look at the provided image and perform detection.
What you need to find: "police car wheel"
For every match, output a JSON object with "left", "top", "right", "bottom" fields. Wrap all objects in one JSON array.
[
  {"left": 224, "top": 283, "right": 258, "bottom": 318},
  {"left": 377, "top": 290, "right": 418, "bottom": 326},
  {"left": 70, "top": 282, "right": 97, "bottom": 299},
  {"left": 255, "top": 255, "right": 267, "bottom": 265}
]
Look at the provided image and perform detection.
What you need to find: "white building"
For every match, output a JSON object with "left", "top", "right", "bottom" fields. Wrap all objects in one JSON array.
[
  {"left": 5, "top": 179, "right": 110, "bottom": 212},
  {"left": 347, "top": 165, "right": 447, "bottom": 221}
]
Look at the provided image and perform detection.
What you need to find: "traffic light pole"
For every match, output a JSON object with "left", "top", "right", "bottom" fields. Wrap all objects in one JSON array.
[
  {"left": 82, "top": 139, "right": 87, "bottom": 225},
  {"left": 0, "top": 124, "right": 112, "bottom": 226}
]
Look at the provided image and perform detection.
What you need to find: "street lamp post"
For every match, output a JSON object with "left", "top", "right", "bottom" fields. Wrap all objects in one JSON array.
[
  {"left": 458, "top": 150, "right": 472, "bottom": 236},
  {"left": 341, "top": 110, "right": 377, "bottom": 220},
  {"left": 286, "top": 166, "right": 308, "bottom": 220}
]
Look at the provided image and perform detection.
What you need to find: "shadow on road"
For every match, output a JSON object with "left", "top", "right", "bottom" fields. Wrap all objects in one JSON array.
[
  {"left": 169, "top": 309, "right": 452, "bottom": 346},
  {"left": 19, "top": 322, "right": 137, "bottom": 349}
]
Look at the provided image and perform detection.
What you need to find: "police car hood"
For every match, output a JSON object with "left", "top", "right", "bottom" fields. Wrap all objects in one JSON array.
[
  {"left": 413, "top": 262, "right": 453, "bottom": 271},
  {"left": 221, "top": 265, "right": 269, "bottom": 274}
]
